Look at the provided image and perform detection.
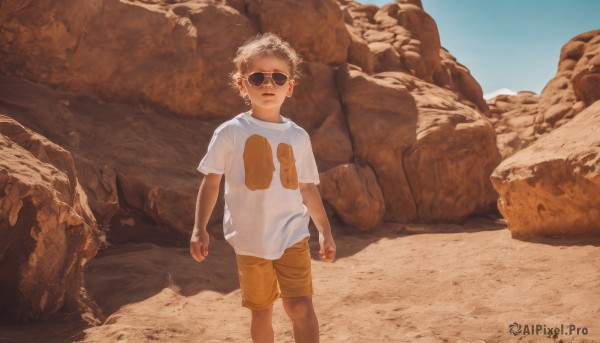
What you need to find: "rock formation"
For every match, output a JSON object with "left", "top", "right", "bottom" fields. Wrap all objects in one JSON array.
[
  {"left": 491, "top": 101, "right": 600, "bottom": 238},
  {"left": 0, "top": 74, "right": 217, "bottom": 240},
  {"left": 339, "top": 0, "right": 490, "bottom": 116},
  {"left": 0, "top": 115, "right": 104, "bottom": 322},
  {"left": 0, "top": 0, "right": 500, "bottom": 236},
  {"left": 535, "top": 30, "right": 600, "bottom": 134},
  {"left": 0, "top": 0, "right": 253, "bottom": 118},
  {"left": 1, "top": 0, "right": 598, "bottom": 329},
  {"left": 487, "top": 31, "right": 600, "bottom": 160},
  {"left": 319, "top": 163, "right": 385, "bottom": 230},
  {"left": 338, "top": 65, "right": 499, "bottom": 223},
  {"left": 486, "top": 30, "right": 600, "bottom": 238}
]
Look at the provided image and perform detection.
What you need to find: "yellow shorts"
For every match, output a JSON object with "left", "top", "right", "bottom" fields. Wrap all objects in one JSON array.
[{"left": 235, "top": 237, "right": 313, "bottom": 311}]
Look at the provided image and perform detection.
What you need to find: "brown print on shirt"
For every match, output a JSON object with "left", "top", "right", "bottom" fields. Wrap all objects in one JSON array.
[
  {"left": 243, "top": 134, "right": 274, "bottom": 190},
  {"left": 277, "top": 143, "right": 298, "bottom": 190}
]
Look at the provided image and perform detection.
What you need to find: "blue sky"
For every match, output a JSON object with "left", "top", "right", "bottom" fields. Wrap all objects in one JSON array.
[{"left": 358, "top": 0, "right": 600, "bottom": 97}]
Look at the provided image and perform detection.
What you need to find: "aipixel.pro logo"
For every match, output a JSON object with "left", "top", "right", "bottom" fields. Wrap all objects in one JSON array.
[{"left": 509, "top": 322, "right": 589, "bottom": 336}]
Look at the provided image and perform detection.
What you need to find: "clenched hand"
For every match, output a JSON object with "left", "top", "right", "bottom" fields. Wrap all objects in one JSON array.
[{"left": 190, "top": 230, "right": 210, "bottom": 262}]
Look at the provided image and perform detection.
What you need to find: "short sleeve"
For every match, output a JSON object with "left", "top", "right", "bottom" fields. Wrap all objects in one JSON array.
[
  {"left": 297, "top": 136, "right": 320, "bottom": 185},
  {"left": 197, "top": 125, "right": 232, "bottom": 175}
]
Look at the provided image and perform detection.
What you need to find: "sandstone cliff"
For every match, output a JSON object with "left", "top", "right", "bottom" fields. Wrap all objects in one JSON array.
[{"left": 0, "top": 0, "right": 500, "bottom": 236}]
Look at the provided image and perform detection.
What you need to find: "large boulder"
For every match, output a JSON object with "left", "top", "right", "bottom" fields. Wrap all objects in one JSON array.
[
  {"left": 338, "top": 65, "right": 418, "bottom": 222},
  {"left": 0, "top": 0, "right": 256, "bottom": 118},
  {"left": 338, "top": 65, "right": 500, "bottom": 223},
  {"left": 0, "top": 115, "right": 103, "bottom": 322},
  {"left": 491, "top": 101, "right": 600, "bottom": 238}
]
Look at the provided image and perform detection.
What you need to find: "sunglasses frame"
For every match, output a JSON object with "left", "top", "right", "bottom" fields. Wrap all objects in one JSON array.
[{"left": 243, "top": 71, "right": 291, "bottom": 87}]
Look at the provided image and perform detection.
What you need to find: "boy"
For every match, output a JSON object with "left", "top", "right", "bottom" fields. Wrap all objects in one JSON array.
[{"left": 190, "top": 33, "right": 336, "bottom": 343}]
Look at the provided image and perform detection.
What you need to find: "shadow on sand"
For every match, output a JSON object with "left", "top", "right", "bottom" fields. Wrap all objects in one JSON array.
[
  {"left": 0, "top": 311, "right": 88, "bottom": 343},
  {"left": 59, "top": 214, "right": 600, "bottom": 322},
  {"left": 2, "top": 214, "right": 598, "bottom": 342}
]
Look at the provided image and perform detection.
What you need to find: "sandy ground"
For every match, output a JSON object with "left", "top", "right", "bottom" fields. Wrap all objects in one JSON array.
[{"left": 1, "top": 219, "right": 599, "bottom": 343}]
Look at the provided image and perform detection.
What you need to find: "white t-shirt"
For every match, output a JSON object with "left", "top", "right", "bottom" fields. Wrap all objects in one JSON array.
[{"left": 197, "top": 111, "right": 320, "bottom": 259}]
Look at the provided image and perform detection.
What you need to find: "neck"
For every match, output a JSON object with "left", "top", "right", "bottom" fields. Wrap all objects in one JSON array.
[{"left": 249, "top": 105, "right": 283, "bottom": 123}]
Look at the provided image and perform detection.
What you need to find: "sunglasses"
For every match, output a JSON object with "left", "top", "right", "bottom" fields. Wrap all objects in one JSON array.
[{"left": 244, "top": 71, "right": 290, "bottom": 87}]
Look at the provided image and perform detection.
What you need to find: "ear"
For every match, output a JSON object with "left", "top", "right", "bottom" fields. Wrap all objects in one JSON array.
[
  {"left": 237, "top": 78, "right": 247, "bottom": 96},
  {"left": 286, "top": 79, "right": 295, "bottom": 97}
]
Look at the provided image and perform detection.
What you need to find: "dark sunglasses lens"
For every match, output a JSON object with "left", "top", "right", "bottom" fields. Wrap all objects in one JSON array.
[
  {"left": 247, "top": 73, "right": 265, "bottom": 86},
  {"left": 272, "top": 73, "right": 289, "bottom": 86}
]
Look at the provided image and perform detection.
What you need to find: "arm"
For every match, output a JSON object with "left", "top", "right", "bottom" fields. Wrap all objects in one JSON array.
[
  {"left": 190, "top": 173, "right": 222, "bottom": 262},
  {"left": 299, "top": 182, "right": 336, "bottom": 262}
]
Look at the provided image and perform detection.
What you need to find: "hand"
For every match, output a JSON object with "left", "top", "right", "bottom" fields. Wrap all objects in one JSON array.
[
  {"left": 190, "top": 229, "right": 209, "bottom": 262},
  {"left": 318, "top": 233, "right": 336, "bottom": 262}
]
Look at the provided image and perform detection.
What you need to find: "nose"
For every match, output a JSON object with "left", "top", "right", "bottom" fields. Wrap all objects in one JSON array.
[{"left": 262, "top": 76, "right": 274, "bottom": 87}]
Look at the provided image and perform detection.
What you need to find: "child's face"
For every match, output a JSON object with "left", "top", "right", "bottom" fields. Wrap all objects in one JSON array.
[{"left": 237, "top": 55, "right": 294, "bottom": 112}]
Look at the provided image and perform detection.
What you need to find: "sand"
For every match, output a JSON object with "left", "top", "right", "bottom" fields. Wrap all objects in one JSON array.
[{"left": 1, "top": 219, "right": 599, "bottom": 343}]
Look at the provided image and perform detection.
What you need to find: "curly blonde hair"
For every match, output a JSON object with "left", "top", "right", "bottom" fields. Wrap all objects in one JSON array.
[{"left": 230, "top": 33, "right": 303, "bottom": 93}]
